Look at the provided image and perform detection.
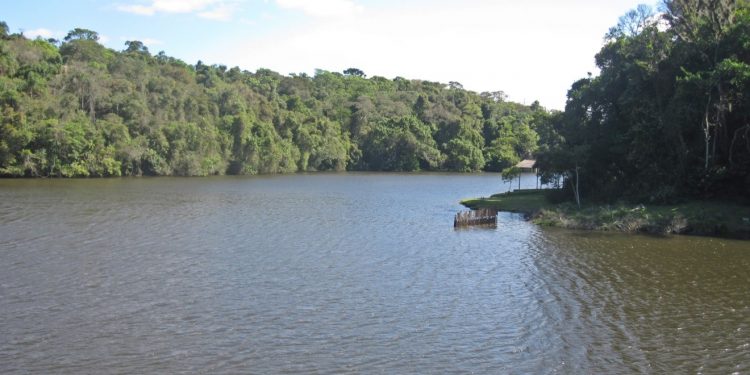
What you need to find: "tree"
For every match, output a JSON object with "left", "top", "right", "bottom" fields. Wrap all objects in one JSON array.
[
  {"left": 0, "top": 26, "right": 546, "bottom": 177},
  {"left": 60, "top": 30, "right": 111, "bottom": 63},
  {"left": 361, "top": 116, "right": 442, "bottom": 171},
  {"left": 606, "top": 4, "right": 656, "bottom": 39},
  {"left": 63, "top": 28, "right": 99, "bottom": 42},
  {"left": 534, "top": 1, "right": 750, "bottom": 203},
  {"left": 448, "top": 81, "right": 463, "bottom": 90},
  {"left": 343, "top": 68, "right": 366, "bottom": 78},
  {"left": 124, "top": 40, "right": 149, "bottom": 55},
  {"left": 0, "top": 21, "right": 8, "bottom": 38},
  {"left": 480, "top": 91, "right": 507, "bottom": 102},
  {"left": 501, "top": 166, "right": 520, "bottom": 191},
  {"left": 664, "top": 0, "right": 739, "bottom": 170}
]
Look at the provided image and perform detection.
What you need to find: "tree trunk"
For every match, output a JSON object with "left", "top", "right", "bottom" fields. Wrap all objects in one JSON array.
[
  {"left": 89, "top": 95, "right": 96, "bottom": 124},
  {"left": 569, "top": 167, "right": 581, "bottom": 208},
  {"left": 576, "top": 166, "right": 581, "bottom": 208},
  {"left": 704, "top": 97, "right": 712, "bottom": 170}
]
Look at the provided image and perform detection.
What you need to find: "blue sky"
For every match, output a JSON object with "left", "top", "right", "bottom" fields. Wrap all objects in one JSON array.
[{"left": 3, "top": 0, "right": 651, "bottom": 109}]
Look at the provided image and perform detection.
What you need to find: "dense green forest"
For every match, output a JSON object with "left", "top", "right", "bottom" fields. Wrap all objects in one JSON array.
[
  {"left": 537, "top": 0, "right": 750, "bottom": 203},
  {"left": 0, "top": 22, "right": 544, "bottom": 177},
  {"left": 2, "top": 0, "right": 748, "bottom": 205}
]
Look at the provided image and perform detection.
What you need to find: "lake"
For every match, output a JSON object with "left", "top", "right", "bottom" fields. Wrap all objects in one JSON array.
[{"left": 0, "top": 173, "right": 748, "bottom": 373}]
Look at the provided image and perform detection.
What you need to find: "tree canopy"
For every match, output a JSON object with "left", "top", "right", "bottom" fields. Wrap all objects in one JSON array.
[
  {"left": 0, "top": 24, "right": 547, "bottom": 177},
  {"left": 3, "top": 0, "right": 747, "bottom": 206},
  {"left": 536, "top": 0, "right": 750, "bottom": 203}
]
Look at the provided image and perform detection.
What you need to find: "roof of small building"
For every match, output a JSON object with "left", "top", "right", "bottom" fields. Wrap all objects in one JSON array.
[{"left": 515, "top": 159, "right": 536, "bottom": 169}]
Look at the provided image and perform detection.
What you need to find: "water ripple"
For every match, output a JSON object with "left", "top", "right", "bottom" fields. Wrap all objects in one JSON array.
[{"left": 0, "top": 175, "right": 748, "bottom": 373}]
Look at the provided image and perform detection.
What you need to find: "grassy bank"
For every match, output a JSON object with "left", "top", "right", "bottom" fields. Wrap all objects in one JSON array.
[
  {"left": 461, "top": 190, "right": 750, "bottom": 239},
  {"left": 461, "top": 189, "right": 554, "bottom": 215}
]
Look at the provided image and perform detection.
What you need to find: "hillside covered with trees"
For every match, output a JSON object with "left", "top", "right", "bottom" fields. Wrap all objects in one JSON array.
[
  {"left": 536, "top": 0, "right": 750, "bottom": 204},
  {"left": 2, "top": 0, "right": 748, "bottom": 206},
  {"left": 0, "top": 22, "right": 545, "bottom": 177}
]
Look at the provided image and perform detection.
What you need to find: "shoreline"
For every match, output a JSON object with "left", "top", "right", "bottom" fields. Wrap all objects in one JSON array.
[
  {"left": 0, "top": 171, "right": 507, "bottom": 179},
  {"left": 461, "top": 190, "right": 750, "bottom": 240}
]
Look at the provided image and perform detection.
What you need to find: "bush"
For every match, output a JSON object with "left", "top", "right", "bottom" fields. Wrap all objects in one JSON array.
[{"left": 545, "top": 188, "right": 570, "bottom": 204}]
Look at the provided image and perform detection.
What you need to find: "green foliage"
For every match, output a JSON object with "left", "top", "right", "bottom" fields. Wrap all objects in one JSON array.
[
  {"left": 444, "top": 137, "right": 485, "bottom": 172},
  {"left": 64, "top": 28, "right": 99, "bottom": 42},
  {"left": 361, "top": 116, "right": 442, "bottom": 171},
  {"left": 536, "top": 1, "right": 750, "bottom": 203},
  {"left": 343, "top": 68, "right": 366, "bottom": 78},
  {"left": 0, "top": 24, "right": 544, "bottom": 177}
]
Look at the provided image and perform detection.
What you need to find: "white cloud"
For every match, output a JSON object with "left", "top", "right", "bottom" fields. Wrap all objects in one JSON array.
[
  {"left": 142, "top": 37, "right": 163, "bottom": 46},
  {"left": 117, "top": 0, "right": 240, "bottom": 20},
  {"left": 225, "top": 0, "right": 642, "bottom": 109},
  {"left": 198, "top": 3, "right": 236, "bottom": 21},
  {"left": 156, "top": 0, "right": 218, "bottom": 13},
  {"left": 24, "top": 28, "right": 60, "bottom": 39},
  {"left": 116, "top": 4, "right": 156, "bottom": 15},
  {"left": 275, "top": 0, "right": 364, "bottom": 18}
]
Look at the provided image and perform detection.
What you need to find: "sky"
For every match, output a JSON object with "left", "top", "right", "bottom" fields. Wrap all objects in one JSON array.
[{"left": 3, "top": 0, "right": 653, "bottom": 110}]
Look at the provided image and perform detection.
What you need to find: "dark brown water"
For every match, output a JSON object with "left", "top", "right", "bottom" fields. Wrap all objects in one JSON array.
[{"left": 0, "top": 174, "right": 748, "bottom": 373}]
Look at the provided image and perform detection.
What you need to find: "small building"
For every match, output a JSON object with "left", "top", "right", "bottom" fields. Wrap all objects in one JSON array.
[{"left": 513, "top": 159, "right": 539, "bottom": 190}]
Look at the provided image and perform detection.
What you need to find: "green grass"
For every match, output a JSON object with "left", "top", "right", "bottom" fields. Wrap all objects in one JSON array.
[
  {"left": 460, "top": 190, "right": 750, "bottom": 239},
  {"left": 460, "top": 189, "right": 551, "bottom": 215}
]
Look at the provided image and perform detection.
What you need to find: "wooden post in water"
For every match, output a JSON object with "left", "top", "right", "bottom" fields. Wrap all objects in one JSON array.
[{"left": 454, "top": 208, "right": 498, "bottom": 228}]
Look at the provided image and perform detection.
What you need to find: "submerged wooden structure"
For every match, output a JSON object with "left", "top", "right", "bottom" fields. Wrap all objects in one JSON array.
[{"left": 454, "top": 208, "right": 498, "bottom": 228}]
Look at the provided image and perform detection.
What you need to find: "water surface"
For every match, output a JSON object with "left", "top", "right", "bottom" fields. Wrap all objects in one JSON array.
[{"left": 0, "top": 174, "right": 748, "bottom": 373}]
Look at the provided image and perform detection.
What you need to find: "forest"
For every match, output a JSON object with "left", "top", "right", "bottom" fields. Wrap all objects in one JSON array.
[
  {"left": 536, "top": 0, "right": 750, "bottom": 203},
  {"left": 1, "top": 0, "right": 749, "bottom": 205},
  {"left": 0, "top": 23, "right": 543, "bottom": 178}
]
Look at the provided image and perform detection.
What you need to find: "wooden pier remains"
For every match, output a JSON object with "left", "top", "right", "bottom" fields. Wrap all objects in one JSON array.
[{"left": 454, "top": 208, "right": 498, "bottom": 228}]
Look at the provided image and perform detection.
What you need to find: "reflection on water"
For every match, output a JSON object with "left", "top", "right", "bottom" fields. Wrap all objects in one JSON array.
[{"left": 0, "top": 174, "right": 748, "bottom": 373}]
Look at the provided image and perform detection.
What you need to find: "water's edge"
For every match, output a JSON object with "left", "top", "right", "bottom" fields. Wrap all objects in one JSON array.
[{"left": 462, "top": 190, "right": 750, "bottom": 240}]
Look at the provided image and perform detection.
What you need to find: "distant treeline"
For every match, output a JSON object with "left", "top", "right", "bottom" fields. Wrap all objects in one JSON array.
[
  {"left": 0, "top": 23, "right": 546, "bottom": 177},
  {"left": 536, "top": 0, "right": 750, "bottom": 203}
]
